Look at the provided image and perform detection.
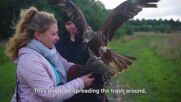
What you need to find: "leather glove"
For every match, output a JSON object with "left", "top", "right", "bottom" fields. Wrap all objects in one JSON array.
[{"left": 67, "top": 58, "right": 112, "bottom": 88}]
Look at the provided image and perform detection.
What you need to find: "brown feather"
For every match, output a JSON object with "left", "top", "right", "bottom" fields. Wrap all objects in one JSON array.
[
  {"left": 98, "top": 0, "right": 159, "bottom": 44},
  {"left": 48, "top": 0, "right": 90, "bottom": 35},
  {"left": 110, "top": 51, "right": 136, "bottom": 73}
]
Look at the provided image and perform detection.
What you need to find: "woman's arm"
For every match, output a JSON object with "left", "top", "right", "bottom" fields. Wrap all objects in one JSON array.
[
  {"left": 59, "top": 54, "right": 74, "bottom": 73},
  {"left": 18, "top": 54, "right": 84, "bottom": 101}
]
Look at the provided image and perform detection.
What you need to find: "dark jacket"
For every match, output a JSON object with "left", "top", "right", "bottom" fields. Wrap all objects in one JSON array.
[
  {"left": 56, "top": 28, "right": 109, "bottom": 102},
  {"left": 56, "top": 30, "right": 89, "bottom": 65}
]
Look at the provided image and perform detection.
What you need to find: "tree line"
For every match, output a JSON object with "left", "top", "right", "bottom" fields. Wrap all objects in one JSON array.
[
  {"left": 113, "top": 18, "right": 181, "bottom": 37},
  {"left": 129, "top": 19, "right": 181, "bottom": 33},
  {"left": 0, "top": 0, "right": 181, "bottom": 40}
]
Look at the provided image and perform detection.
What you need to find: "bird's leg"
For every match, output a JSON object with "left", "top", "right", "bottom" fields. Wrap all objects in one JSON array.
[
  {"left": 99, "top": 46, "right": 113, "bottom": 65},
  {"left": 88, "top": 47, "right": 100, "bottom": 59}
]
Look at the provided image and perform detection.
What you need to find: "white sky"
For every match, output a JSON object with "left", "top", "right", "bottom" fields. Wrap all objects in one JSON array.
[{"left": 97, "top": 0, "right": 181, "bottom": 21}]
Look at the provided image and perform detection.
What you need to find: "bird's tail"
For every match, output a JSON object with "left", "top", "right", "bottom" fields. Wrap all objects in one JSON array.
[{"left": 110, "top": 51, "right": 136, "bottom": 75}]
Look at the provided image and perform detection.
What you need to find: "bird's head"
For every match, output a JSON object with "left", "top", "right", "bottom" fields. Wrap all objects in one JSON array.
[{"left": 83, "top": 30, "right": 96, "bottom": 43}]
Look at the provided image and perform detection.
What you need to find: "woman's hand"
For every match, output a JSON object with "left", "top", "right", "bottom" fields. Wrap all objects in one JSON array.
[{"left": 80, "top": 73, "right": 95, "bottom": 88}]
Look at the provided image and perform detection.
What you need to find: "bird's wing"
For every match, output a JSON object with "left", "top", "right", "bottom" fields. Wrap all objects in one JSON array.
[
  {"left": 48, "top": 0, "right": 91, "bottom": 34},
  {"left": 97, "top": 0, "right": 159, "bottom": 45}
]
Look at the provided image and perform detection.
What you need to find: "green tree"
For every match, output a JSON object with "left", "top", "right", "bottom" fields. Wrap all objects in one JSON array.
[{"left": 0, "top": 0, "right": 109, "bottom": 40}]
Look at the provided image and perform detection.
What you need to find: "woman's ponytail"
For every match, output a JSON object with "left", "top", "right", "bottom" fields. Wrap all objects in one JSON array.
[{"left": 6, "top": 6, "right": 57, "bottom": 60}]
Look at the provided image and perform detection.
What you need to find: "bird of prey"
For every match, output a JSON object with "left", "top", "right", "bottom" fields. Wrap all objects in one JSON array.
[{"left": 48, "top": 0, "right": 159, "bottom": 86}]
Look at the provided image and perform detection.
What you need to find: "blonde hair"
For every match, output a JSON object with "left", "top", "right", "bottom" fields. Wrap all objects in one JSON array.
[{"left": 6, "top": 6, "right": 57, "bottom": 60}]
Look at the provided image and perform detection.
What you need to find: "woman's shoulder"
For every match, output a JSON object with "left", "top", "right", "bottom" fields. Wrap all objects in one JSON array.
[
  {"left": 18, "top": 47, "right": 46, "bottom": 63},
  {"left": 17, "top": 47, "right": 50, "bottom": 72},
  {"left": 19, "top": 47, "right": 42, "bottom": 57}
]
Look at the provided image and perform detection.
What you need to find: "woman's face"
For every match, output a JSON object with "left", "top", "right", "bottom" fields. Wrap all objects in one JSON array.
[
  {"left": 36, "top": 23, "right": 59, "bottom": 49},
  {"left": 65, "top": 21, "right": 78, "bottom": 35}
]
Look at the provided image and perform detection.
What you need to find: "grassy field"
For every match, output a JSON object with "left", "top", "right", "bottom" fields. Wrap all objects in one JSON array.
[
  {"left": 0, "top": 32, "right": 181, "bottom": 102},
  {"left": 108, "top": 32, "right": 181, "bottom": 102},
  {"left": 0, "top": 43, "right": 16, "bottom": 101}
]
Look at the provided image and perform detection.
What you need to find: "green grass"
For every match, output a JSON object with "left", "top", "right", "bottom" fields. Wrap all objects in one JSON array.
[
  {"left": 0, "top": 33, "right": 181, "bottom": 102},
  {"left": 0, "top": 47, "right": 16, "bottom": 102},
  {"left": 108, "top": 33, "right": 181, "bottom": 102}
]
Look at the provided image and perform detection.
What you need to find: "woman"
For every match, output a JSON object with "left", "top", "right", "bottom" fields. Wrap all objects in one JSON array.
[
  {"left": 56, "top": 12, "right": 89, "bottom": 65},
  {"left": 6, "top": 6, "right": 94, "bottom": 102}
]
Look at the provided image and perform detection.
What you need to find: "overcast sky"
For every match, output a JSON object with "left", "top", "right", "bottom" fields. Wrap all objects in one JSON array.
[{"left": 97, "top": 0, "right": 181, "bottom": 21}]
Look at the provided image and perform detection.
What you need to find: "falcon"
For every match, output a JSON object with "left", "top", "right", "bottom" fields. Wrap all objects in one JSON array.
[{"left": 48, "top": 0, "right": 159, "bottom": 86}]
